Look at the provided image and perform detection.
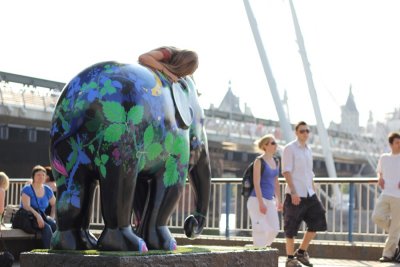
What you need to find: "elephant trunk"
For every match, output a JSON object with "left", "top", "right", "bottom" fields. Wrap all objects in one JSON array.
[{"left": 184, "top": 148, "right": 211, "bottom": 239}]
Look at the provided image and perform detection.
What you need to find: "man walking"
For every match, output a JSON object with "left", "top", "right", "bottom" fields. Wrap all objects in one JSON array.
[
  {"left": 372, "top": 132, "right": 400, "bottom": 262},
  {"left": 282, "top": 121, "right": 327, "bottom": 267}
]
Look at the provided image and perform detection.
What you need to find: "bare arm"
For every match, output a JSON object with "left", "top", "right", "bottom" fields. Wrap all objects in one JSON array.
[
  {"left": 274, "top": 176, "right": 283, "bottom": 211},
  {"left": 0, "top": 188, "right": 5, "bottom": 215},
  {"left": 49, "top": 195, "right": 56, "bottom": 218},
  {"left": 274, "top": 176, "right": 281, "bottom": 203},
  {"left": 138, "top": 49, "right": 178, "bottom": 82},
  {"left": 253, "top": 159, "right": 266, "bottom": 214},
  {"left": 283, "top": 171, "right": 301, "bottom": 205},
  {"left": 377, "top": 172, "right": 384, "bottom": 189},
  {"left": 21, "top": 193, "right": 45, "bottom": 229}
]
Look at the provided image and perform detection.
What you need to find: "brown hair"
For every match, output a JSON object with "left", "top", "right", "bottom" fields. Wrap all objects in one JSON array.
[
  {"left": 161, "top": 46, "right": 199, "bottom": 78},
  {"left": 295, "top": 121, "right": 308, "bottom": 132},
  {"left": 0, "top": 172, "right": 9, "bottom": 191},
  {"left": 31, "top": 165, "right": 46, "bottom": 181},
  {"left": 388, "top": 132, "right": 400, "bottom": 145},
  {"left": 45, "top": 166, "right": 55, "bottom": 182},
  {"left": 256, "top": 134, "right": 275, "bottom": 151}
]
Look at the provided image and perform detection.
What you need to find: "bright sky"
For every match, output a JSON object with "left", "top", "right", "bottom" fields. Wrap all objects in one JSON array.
[{"left": 1, "top": 0, "right": 400, "bottom": 128}]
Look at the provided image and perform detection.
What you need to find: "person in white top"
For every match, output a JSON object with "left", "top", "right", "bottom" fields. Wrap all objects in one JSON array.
[
  {"left": 372, "top": 132, "right": 400, "bottom": 263},
  {"left": 281, "top": 121, "right": 327, "bottom": 267}
]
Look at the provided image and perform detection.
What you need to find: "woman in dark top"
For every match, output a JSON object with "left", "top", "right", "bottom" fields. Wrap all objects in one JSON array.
[
  {"left": 138, "top": 46, "right": 199, "bottom": 82},
  {"left": 21, "top": 165, "right": 56, "bottom": 248}
]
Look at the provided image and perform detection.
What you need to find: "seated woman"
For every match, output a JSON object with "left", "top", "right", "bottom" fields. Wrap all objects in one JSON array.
[
  {"left": 20, "top": 165, "right": 56, "bottom": 248},
  {"left": 0, "top": 172, "right": 10, "bottom": 225},
  {"left": 138, "top": 46, "right": 199, "bottom": 83}
]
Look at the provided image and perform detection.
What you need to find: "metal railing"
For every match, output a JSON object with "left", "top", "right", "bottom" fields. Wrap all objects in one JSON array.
[{"left": 6, "top": 177, "right": 384, "bottom": 243}]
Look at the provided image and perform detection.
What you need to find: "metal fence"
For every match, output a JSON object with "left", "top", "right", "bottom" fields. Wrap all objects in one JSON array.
[{"left": 6, "top": 177, "right": 384, "bottom": 243}]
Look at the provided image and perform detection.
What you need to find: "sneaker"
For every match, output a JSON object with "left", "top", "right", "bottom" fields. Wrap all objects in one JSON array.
[
  {"left": 286, "top": 258, "right": 302, "bottom": 267},
  {"left": 379, "top": 256, "right": 393, "bottom": 262},
  {"left": 294, "top": 249, "right": 313, "bottom": 267}
]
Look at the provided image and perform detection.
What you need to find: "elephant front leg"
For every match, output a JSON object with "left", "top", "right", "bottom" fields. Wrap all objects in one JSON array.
[
  {"left": 97, "top": 170, "right": 148, "bottom": 252},
  {"left": 141, "top": 178, "right": 183, "bottom": 251}
]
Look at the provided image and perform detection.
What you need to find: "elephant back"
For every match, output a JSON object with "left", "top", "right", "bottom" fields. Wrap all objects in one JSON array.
[{"left": 50, "top": 61, "right": 200, "bottom": 180}]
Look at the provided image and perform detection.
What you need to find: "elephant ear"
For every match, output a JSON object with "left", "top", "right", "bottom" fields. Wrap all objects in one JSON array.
[{"left": 171, "top": 80, "right": 193, "bottom": 129}]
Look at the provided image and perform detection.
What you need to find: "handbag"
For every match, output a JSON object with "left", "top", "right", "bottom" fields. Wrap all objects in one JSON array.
[
  {"left": 11, "top": 208, "right": 38, "bottom": 234},
  {"left": 12, "top": 185, "right": 44, "bottom": 234}
]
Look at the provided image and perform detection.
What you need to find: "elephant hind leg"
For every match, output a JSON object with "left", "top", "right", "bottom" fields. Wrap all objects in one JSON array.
[{"left": 51, "top": 155, "right": 98, "bottom": 250}]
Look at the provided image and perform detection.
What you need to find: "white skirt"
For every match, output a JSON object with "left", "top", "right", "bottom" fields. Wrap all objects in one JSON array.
[{"left": 247, "top": 196, "right": 280, "bottom": 247}]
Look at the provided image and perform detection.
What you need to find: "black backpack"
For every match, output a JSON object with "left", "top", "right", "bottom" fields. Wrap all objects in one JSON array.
[
  {"left": 241, "top": 157, "right": 279, "bottom": 200},
  {"left": 241, "top": 157, "right": 264, "bottom": 199}
]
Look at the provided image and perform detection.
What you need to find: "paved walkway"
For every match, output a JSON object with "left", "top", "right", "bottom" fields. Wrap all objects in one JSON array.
[{"left": 279, "top": 257, "right": 400, "bottom": 267}]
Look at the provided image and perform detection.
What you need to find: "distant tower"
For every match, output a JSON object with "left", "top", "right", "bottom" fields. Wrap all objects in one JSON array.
[
  {"left": 340, "top": 85, "right": 359, "bottom": 133},
  {"left": 218, "top": 81, "right": 243, "bottom": 114}
]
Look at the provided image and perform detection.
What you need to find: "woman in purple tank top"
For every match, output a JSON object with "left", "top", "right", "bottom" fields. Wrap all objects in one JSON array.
[{"left": 247, "top": 134, "right": 282, "bottom": 247}]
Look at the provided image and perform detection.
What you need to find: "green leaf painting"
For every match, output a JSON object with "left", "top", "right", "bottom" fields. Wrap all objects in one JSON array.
[
  {"left": 144, "top": 126, "right": 154, "bottom": 149},
  {"left": 127, "top": 105, "right": 144, "bottom": 125},
  {"left": 81, "top": 81, "right": 98, "bottom": 92},
  {"left": 100, "top": 165, "right": 107, "bottom": 177},
  {"left": 101, "top": 154, "right": 109, "bottom": 164},
  {"left": 74, "top": 100, "right": 85, "bottom": 111},
  {"left": 172, "top": 136, "right": 189, "bottom": 164},
  {"left": 61, "top": 98, "right": 70, "bottom": 112},
  {"left": 100, "top": 79, "right": 117, "bottom": 96},
  {"left": 102, "top": 101, "right": 126, "bottom": 123},
  {"left": 56, "top": 176, "right": 66, "bottom": 187},
  {"left": 165, "top": 132, "right": 174, "bottom": 153},
  {"left": 146, "top": 143, "right": 162, "bottom": 161},
  {"left": 164, "top": 157, "right": 179, "bottom": 187},
  {"left": 104, "top": 124, "right": 126, "bottom": 142}
]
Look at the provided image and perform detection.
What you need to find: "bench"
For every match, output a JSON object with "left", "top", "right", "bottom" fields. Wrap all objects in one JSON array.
[{"left": 0, "top": 224, "right": 42, "bottom": 260}]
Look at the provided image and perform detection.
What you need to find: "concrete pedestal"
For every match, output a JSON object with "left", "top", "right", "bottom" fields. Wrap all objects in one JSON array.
[{"left": 20, "top": 247, "right": 278, "bottom": 267}]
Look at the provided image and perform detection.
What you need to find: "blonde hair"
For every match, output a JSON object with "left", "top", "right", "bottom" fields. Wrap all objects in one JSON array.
[
  {"left": 0, "top": 172, "right": 10, "bottom": 191},
  {"left": 160, "top": 46, "right": 199, "bottom": 78},
  {"left": 256, "top": 134, "right": 275, "bottom": 151}
]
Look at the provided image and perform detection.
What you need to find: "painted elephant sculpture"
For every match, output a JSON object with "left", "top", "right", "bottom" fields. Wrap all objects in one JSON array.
[{"left": 49, "top": 62, "right": 211, "bottom": 252}]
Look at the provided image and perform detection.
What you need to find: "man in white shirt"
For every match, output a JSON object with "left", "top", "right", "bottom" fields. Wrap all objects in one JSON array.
[
  {"left": 282, "top": 121, "right": 327, "bottom": 267},
  {"left": 372, "top": 132, "right": 400, "bottom": 263}
]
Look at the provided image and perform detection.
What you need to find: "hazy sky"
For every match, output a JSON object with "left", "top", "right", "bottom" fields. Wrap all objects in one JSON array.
[{"left": 1, "top": 0, "right": 399, "bottom": 127}]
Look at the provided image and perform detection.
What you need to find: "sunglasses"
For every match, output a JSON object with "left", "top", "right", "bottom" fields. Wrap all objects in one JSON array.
[
  {"left": 268, "top": 141, "right": 277, "bottom": 146},
  {"left": 299, "top": 129, "right": 310, "bottom": 134}
]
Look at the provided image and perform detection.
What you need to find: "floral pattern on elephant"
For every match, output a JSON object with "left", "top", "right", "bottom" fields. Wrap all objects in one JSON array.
[{"left": 49, "top": 62, "right": 211, "bottom": 252}]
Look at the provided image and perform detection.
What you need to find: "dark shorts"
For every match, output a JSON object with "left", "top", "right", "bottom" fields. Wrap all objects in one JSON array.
[{"left": 283, "top": 193, "right": 327, "bottom": 238}]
